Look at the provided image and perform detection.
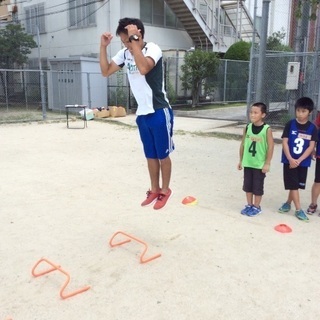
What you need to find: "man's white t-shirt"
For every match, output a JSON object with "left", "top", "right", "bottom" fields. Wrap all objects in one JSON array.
[{"left": 112, "top": 42, "right": 170, "bottom": 115}]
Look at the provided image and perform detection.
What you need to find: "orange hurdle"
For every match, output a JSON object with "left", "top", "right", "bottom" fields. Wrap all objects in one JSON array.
[
  {"left": 31, "top": 258, "right": 90, "bottom": 299},
  {"left": 109, "top": 231, "right": 161, "bottom": 264}
]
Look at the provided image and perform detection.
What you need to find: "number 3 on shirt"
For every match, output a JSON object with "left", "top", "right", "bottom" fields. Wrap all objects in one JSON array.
[{"left": 293, "top": 137, "right": 304, "bottom": 155}]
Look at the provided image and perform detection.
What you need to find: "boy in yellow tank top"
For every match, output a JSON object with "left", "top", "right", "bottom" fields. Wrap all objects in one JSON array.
[{"left": 237, "top": 102, "right": 274, "bottom": 216}]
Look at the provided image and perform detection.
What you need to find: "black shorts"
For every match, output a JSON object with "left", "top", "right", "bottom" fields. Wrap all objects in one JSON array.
[
  {"left": 315, "top": 158, "right": 320, "bottom": 183},
  {"left": 283, "top": 163, "right": 308, "bottom": 190},
  {"left": 243, "top": 167, "right": 266, "bottom": 196}
]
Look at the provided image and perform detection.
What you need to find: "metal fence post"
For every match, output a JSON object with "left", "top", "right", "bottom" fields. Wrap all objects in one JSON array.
[
  {"left": 223, "top": 60, "right": 227, "bottom": 103},
  {"left": 4, "top": 70, "right": 9, "bottom": 111},
  {"left": 87, "top": 73, "right": 91, "bottom": 108}
]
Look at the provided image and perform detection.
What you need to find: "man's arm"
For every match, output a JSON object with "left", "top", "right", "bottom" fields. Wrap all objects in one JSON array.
[
  {"left": 100, "top": 32, "right": 121, "bottom": 77},
  {"left": 126, "top": 24, "right": 155, "bottom": 75}
]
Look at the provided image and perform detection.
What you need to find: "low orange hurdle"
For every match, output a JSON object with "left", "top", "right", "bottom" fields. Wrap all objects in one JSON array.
[
  {"left": 31, "top": 258, "right": 90, "bottom": 299},
  {"left": 109, "top": 231, "right": 161, "bottom": 264}
]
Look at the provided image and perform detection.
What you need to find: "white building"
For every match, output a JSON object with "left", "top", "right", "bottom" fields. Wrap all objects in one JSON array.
[
  {"left": 6, "top": 0, "right": 258, "bottom": 66},
  {"left": 246, "top": 0, "right": 291, "bottom": 43},
  {"left": 1, "top": 0, "right": 257, "bottom": 108}
]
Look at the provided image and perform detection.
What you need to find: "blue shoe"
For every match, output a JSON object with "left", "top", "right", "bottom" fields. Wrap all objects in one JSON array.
[
  {"left": 247, "top": 206, "right": 262, "bottom": 217},
  {"left": 295, "top": 209, "right": 309, "bottom": 222},
  {"left": 278, "top": 202, "right": 291, "bottom": 213},
  {"left": 241, "top": 205, "right": 252, "bottom": 215}
]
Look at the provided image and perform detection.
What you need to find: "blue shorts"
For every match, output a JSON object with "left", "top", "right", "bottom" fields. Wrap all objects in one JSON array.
[{"left": 136, "top": 108, "right": 174, "bottom": 159}]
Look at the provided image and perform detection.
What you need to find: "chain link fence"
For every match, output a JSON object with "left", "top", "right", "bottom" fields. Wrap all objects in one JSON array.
[
  {"left": 0, "top": 69, "right": 130, "bottom": 123},
  {"left": 165, "top": 57, "right": 249, "bottom": 105},
  {"left": 246, "top": 1, "right": 320, "bottom": 126},
  {"left": 0, "top": 69, "right": 48, "bottom": 123},
  {"left": 248, "top": 51, "right": 320, "bottom": 126},
  {"left": 0, "top": 60, "right": 250, "bottom": 123},
  {"left": 2, "top": 52, "right": 319, "bottom": 125}
]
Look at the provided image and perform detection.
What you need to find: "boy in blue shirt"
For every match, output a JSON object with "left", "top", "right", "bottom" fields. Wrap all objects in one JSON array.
[{"left": 279, "top": 97, "right": 317, "bottom": 221}]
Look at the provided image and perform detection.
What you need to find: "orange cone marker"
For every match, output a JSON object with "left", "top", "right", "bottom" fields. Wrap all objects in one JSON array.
[
  {"left": 274, "top": 224, "right": 292, "bottom": 233},
  {"left": 182, "top": 196, "right": 197, "bottom": 206}
]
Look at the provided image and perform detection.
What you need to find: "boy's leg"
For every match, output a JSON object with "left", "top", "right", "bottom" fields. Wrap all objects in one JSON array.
[
  {"left": 147, "top": 158, "right": 160, "bottom": 193},
  {"left": 136, "top": 115, "right": 161, "bottom": 206},
  {"left": 150, "top": 108, "right": 174, "bottom": 210},
  {"left": 240, "top": 168, "right": 253, "bottom": 215},
  {"left": 246, "top": 169, "right": 265, "bottom": 216},
  {"left": 253, "top": 195, "right": 262, "bottom": 208},
  {"left": 251, "top": 168, "right": 265, "bottom": 208},
  {"left": 289, "top": 189, "right": 301, "bottom": 210},
  {"left": 279, "top": 164, "right": 299, "bottom": 212},
  {"left": 245, "top": 192, "right": 253, "bottom": 205},
  {"left": 285, "top": 165, "right": 307, "bottom": 210},
  {"left": 294, "top": 167, "right": 309, "bottom": 221},
  {"left": 311, "top": 182, "right": 320, "bottom": 205},
  {"left": 308, "top": 158, "right": 320, "bottom": 214},
  {"left": 286, "top": 191, "right": 294, "bottom": 204},
  {"left": 153, "top": 155, "right": 172, "bottom": 210},
  {"left": 159, "top": 156, "right": 171, "bottom": 194}
]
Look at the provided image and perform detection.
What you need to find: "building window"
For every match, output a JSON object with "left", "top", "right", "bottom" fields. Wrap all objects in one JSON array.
[
  {"left": 25, "top": 3, "right": 46, "bottom": 35},
  {"left": 69, "top": 0, "right": 96, "bottom": 29},
  {"left": 141, "top": 0, "right": 183, "bottom": 29}
]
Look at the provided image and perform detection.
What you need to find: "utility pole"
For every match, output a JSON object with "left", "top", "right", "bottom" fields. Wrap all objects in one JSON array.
[
  {"left": 37, "top": 25, "right": 47, "bottom": 120},
  {"left": 246, "top": 0, "right": 258, "bottom": 114},
  {"left": 288, "top": 0, "right": 310, "bottom": 117},
  {"left": 256, "top": 0, "right": 271, "bottom": 104}
]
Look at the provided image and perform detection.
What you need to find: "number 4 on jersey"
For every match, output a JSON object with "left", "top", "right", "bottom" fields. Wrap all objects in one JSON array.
[{"left": 249, "top": 141, "right": 257, "bottom": 157}]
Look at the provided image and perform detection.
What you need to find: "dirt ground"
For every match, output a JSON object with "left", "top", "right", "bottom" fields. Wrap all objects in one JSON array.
[{"left": 1, "top": 118, "right": 320, "bottom": 320}]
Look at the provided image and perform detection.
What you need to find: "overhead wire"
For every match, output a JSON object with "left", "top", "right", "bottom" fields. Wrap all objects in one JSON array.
[{"left": 5, "top": 0, "right": 110, "bottom": 35}]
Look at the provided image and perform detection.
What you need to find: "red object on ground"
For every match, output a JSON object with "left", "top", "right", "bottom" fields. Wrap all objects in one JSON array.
[
  {"left": 182, "top": 196, "right": 197, "bottom": 205},
  {"left": 274, "top": 224, "right": 292, "bottom": 233}
]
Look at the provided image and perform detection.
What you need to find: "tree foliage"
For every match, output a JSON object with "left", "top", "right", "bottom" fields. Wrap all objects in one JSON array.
[
  {"left": 180, "top": 49, "right": 219, "bottom": 107},
  {"left": 296, "top": 0, "right": 320, "bottom": 20},
  {"left": 266, "top": 29, "right": 292, "bottom": 52},
  {"left": 224, "top": 41, "right": 251, "bottom": 61},
  {"left": 0, "top": 24, "right": 37, "bottom": 69},
  {"left": 223, "top": 29, "right": 292, "bottom": 62}
]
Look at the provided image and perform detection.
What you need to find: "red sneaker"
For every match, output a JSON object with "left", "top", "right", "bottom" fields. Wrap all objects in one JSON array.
[
  {"left": 141, "top": 190, "right": 159, "bottom": 206},
  {"left": 153, "top": 189, "right": 172, "bottom": 210}
]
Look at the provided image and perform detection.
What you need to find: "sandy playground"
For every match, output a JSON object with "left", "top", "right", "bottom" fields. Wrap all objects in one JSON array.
[{"left": 1, "top": 116, "right": 320, "bottom": 320}]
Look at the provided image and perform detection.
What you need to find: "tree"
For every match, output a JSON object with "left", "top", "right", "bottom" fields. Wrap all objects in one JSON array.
[
  {"left": 0, "top": 24, "right": 37, "bottom": 69},
  {"left": 224, "top": 41, "right": 251, "bottom": 61},
  {"left": 180, "top": 49, "right": 219, "bottom": 107},
  {"left": 296, "top": 0, "right": 320, "bottom": 20},
  {"left": 0, "top": 24, "right": 37, "bottom": 98},
  {"left": 266, "top": 29, "right": 292, "bottom": 52}
]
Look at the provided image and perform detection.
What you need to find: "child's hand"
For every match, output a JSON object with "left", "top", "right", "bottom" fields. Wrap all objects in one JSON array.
[
  {"left": 262, "top": 164, "right": 270, "bottom": 173},
  {"left": 237, "top": 162, "right": 242, "bottom": 170},
  {"left": 289, "top": 158, "right": 299, "bottom": 168}
]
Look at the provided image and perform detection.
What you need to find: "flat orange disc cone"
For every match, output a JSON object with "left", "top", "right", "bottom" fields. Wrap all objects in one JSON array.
[
  {"left": 182, "top": 196, "right": 197, "bottom": 205},
  {"left": 274, "top": 224, "right": 292, "bottom": 233}
]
